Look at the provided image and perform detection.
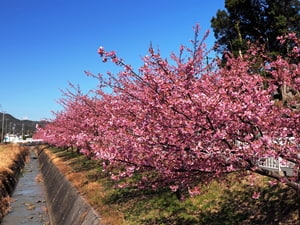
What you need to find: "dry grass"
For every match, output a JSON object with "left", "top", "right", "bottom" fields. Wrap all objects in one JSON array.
[
  {"left": 44, "top": 147, "right": 299, "bottom": 225},
  {"left": 0, "top": 145, "right": 24, "bottom": 172},
  {"left": 0, "top": 144, "right": 29, "bottom": 221}
]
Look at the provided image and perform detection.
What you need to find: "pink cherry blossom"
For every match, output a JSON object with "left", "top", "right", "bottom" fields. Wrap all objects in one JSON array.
[
  {"left": 34, "top": 26, "right": 300, "bottom": 194},
  {"left": 252, "top": 191, "right": 261, "bottom": 199}
]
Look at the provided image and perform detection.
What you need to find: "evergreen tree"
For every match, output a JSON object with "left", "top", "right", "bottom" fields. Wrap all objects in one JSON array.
[{"left": 211, "top": 0, "right": 300, "bottom": 58}]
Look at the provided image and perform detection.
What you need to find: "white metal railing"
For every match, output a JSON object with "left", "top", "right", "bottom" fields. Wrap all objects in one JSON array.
[
  {"left": 258, "top": 157, "right": 280, "bottom": 169},
  {"left": 258, "top": 157, "right": 296, "bottom": 176}
]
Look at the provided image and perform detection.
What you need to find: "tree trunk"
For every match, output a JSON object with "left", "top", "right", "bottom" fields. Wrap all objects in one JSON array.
[
  {"left": 253, "top": 167, "right": 300, "bottom": 191},
  {"left": 281, "top": 83, "right": 288, "bottom": 103},
  {"left": 235, "top": 21, "right": 243, "bottom": 58}
]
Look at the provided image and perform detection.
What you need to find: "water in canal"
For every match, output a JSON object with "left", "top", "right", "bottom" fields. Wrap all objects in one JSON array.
[{"left": 1, "top": 147, "right": 49, "bottom": 225}]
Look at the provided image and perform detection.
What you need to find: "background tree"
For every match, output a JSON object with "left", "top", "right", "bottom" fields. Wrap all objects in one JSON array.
[{"left": 211, "top": 0, "right": 300, "bottom": 58}]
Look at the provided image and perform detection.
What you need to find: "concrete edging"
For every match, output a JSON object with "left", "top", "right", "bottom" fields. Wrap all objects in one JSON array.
[{"left": 38, "top": 148, "right": 102, "bottom": 225}]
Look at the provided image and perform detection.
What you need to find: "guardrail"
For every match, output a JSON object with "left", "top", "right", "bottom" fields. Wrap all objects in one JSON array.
[{"left": 258, "top": 157, "right": 296, "bottom": 177}]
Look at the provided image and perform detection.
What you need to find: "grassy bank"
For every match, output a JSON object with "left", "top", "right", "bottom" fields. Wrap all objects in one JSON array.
[
  {"left": 0, "top": 144, "right": 28, "bottom": 222},
  {"left": 44, "top": 147, "right": 298, "bottom": 225}
]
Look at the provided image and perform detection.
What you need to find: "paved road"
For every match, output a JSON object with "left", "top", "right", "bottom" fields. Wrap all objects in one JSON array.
[{"left": 1, "top": 148, "right": 49, "bottom": 225}]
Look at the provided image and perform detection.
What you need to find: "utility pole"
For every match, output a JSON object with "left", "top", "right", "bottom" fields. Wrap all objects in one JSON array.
[
  {"left": 22, "top": 123, "right": 24, "bottom": 139},
  {"left": 9, "top": 122, "right": 12, "bottom": 134},
  {"left": 1, "top": 111, "right": 4, "bottom": 143},
  {"left": 5, "top": 119, "right": 8, "bottom": 134},
  {"left": 4, "top": 118, "right": 8, "bottom": 142}
]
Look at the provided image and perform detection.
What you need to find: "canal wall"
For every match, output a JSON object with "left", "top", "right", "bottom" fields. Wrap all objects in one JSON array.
[
  {"left": 0, "top": 146, "right": 28, "bottom": 223},
  {"left": 38, "top": 148, "right": 102, "bottom": 225}
]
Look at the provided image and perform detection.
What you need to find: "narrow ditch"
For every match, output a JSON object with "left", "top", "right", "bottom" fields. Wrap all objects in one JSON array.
[
  {"left": 1, "top": 147, "right": 49, "bottom": 225},
  {"left": 1, "top": 146, "right": 101, "bottom": 225}
]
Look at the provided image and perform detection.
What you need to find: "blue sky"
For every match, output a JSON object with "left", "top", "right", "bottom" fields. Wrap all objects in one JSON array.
[{"left": 0, "top": 0, "right": 224, "bottom": 121}]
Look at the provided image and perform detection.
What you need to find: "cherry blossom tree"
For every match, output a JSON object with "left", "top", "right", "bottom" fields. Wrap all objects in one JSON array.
[{"left": 35, "top": 25, "right": 300, "bottom": 194}]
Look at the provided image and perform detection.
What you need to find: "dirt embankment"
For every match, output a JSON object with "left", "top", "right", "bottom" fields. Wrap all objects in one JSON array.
[{"left": 0, "top": 145, "right": 29, "bottom": 223}]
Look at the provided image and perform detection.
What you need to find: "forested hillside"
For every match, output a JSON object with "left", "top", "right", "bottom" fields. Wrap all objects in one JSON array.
[{"left": 0, "top": 113, "right": 43, "bottom": 137}]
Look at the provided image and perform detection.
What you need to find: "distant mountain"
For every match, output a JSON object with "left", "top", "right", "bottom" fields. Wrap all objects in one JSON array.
[{"left": 0, "top": 113, "right": 44, "bottom": 137}]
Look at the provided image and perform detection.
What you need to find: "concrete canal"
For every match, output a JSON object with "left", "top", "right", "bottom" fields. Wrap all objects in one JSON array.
[{"left": 1, "top": 147, "right": 49, "bottom": 225}]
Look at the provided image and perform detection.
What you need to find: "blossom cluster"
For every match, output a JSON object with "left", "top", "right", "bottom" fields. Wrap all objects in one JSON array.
[{"left": 34, "top": 26, "right": 300, "bottom": 193}]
